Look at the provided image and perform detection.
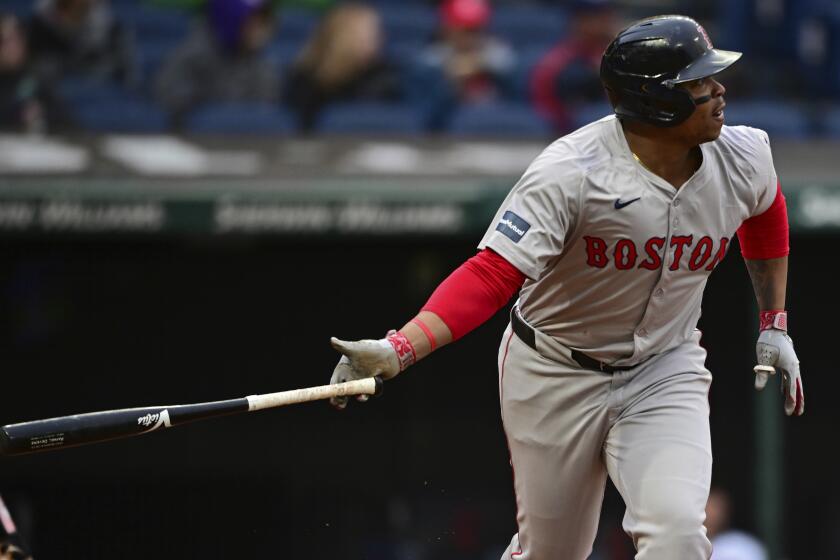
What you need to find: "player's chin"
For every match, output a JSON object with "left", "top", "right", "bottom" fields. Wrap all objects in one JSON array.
[{"left": 700, "top": 118, "right": 724, "bottom": 142}]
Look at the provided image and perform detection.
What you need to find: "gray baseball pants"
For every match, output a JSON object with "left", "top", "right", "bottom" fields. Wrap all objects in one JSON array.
[{"left": 498, "top": 319, "right": 713, "bottom": 560}]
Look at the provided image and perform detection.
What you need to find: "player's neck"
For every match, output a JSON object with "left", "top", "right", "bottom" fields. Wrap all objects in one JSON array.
[{"left": 621, "top": 122, "right": 702, "bottom": 189}]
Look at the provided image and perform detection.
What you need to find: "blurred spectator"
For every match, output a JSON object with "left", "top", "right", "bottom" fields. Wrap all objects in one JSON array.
[
  {"left": 27, "top": 0, "right": 137, "bottom": 86},
  {"left": 283, "top": 3, "right": 401, "bottom": 131},
  {"left": 155, "top": 0, "right": 279, "bottom": 123},
  {"left": 0, "top": 13, "right": 70, "bottom": 133},
  {"left": 705, "top": 486, "right": 767, "bottom": 560},
  {"left": 530, "top": 0, "right": 618, "bottom": 132},
  {"left": 419, "top": 0, "right": 516, "bottom": 105}
]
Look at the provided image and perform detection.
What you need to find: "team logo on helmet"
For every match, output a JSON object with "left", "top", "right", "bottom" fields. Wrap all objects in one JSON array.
[{"left": 696, "top": 23, "right": 713, "bottom": 49}]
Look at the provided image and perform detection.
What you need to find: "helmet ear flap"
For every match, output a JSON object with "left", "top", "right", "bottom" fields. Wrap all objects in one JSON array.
[{"left": 615, "top": 83, "right": 697, "bottom": 127}]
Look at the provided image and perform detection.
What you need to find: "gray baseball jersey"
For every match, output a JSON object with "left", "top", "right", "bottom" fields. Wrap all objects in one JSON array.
[
  {"left": 483, "top": 115, "right": 778, "bottom": 560},
  {"left": 479, "top": 114, "right": 777, "bottom": 365}
]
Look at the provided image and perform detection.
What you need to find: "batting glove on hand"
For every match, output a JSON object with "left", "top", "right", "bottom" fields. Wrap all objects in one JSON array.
[
  {"left": 329, "top": 330, "right": 416, "bottom": 409},
  {"left": 754, "top": 322, "right": 804, "bottom": 416}
]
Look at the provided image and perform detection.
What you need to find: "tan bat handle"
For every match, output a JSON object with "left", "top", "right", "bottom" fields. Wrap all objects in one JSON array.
[{"left": 246, "top": 377, "right": 383, "bottom": 411}]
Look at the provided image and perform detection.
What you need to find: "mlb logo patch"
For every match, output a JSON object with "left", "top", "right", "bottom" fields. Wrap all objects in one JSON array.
[{"left": 496, "top": 211, "right": 531, "bottom": 243}]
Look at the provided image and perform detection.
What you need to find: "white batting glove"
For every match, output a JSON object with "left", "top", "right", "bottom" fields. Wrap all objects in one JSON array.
[
  {"left": 329, "top": 330, "right": 416, "bottom": 409},
  {"left": 754, "top": 311, "right": 804, "bottom": 416}
]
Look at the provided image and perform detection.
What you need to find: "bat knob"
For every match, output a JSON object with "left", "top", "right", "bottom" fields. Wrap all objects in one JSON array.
[
  {"left": 373, "top": 376, "right": 385, "bottom": 397},
  {"left": 0, "top": 428, "right": 8, "bottom": 457}
]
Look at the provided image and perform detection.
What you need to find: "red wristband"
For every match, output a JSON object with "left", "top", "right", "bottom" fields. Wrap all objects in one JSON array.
[
  {"left": 387, "top": 331, "right": 416, "bottom": 371},
  {"left": 410, "top": 318, "right": 437, "bottom": 351},
  {"left": 759, "top": 310, "right": 787, "bottom": 331}
]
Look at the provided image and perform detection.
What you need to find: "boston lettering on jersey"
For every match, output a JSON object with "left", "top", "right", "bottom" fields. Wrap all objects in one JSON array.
[{"left": 583, "top": 235, "right": 730, "bottom": 271}]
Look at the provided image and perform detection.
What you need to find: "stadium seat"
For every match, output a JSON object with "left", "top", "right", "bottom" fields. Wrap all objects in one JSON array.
[
  {"left": 489, "top": 6, "right": 567, "bottom": 48},
  {"left": 115, "top": 4, "right": 193, "bottom": 44},
  {"left": 318, "top": 103, "right": 425, "bottom": 135},
  {"left": 185, "top": 103, "right": 295, "bottom": 134},
  {"left": 74, "top": 98, "right": 169, "bottom": 133},
  {"left": 824, "top": 105, "right": 840, "bottom": 139},
  {"left": 722, "top": 101, "right": 812, "bottom": 139},
  {"left": 136, "top": 40, "right": 180, "bottom": 83},
  {"left": 58, "top": 78, "right": 137, "bottom": 105},
  {"left": 276, "top": 9, "right": 319, "bottom": 48},
  {"left": 447, "top": 102, "right": 552, "bottom": 138},
  {"left": 378, "top": 5, "right": 437, "bottom": 45},
  {"left": 264, "top": 41, "right": 304, "bottom": 75}
]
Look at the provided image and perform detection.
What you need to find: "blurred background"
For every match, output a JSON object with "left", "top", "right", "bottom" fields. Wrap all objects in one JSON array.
[{"left": 0, "top": 0, "right": 838, "bottom": 558}]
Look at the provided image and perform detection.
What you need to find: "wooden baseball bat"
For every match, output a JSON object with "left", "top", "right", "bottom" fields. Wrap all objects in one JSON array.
[{"left": 0, "top": 377, "right": 382, "bottom": 457}]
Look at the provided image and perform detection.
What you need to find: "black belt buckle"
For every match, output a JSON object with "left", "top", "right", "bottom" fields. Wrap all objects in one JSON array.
[{"left": 571, "top": 349, "right": 616, "bottom": 373}]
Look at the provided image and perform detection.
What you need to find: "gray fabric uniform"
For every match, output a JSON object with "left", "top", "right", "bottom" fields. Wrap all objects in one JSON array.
[{"left": 478, "top": 115, "right": 777, "bottom": 559}]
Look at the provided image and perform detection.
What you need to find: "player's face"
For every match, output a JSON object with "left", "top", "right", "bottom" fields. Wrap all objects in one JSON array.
[{"left": 676, "top": 77, "right": 727, "bottom": 144}]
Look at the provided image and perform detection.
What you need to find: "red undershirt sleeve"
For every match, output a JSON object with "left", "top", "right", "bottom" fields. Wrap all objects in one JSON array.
[
  {"left": 421, "top": 248, "right": 526, "bottom": 341},
  {"left": 737, "top": 181, "right": 790, "bottom": 260}
]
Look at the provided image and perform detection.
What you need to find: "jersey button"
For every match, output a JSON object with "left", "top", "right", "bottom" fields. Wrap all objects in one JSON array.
[
  {"left": 673, "top": 199, "right": 681, "bottom": 207},
  {"left": 637, "top": 328, "right": 648, "bottom": 337},
  {"left": 654, "top": 288, "right": 664, "bottom": 297}
]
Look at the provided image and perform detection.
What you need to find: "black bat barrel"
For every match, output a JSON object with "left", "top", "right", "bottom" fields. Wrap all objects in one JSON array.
[{"left": 0, "top": 398, "right": 249, "bottom": 456}]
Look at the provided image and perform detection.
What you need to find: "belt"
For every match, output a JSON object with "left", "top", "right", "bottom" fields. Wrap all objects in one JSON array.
[{"left": 510, "top": 307, "right": 637, "bottom": 373}]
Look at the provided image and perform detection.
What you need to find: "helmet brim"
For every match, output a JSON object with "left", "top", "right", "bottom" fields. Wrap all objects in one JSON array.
[{"left": 668, "top": 48, "right": 742, "bottom": 85}]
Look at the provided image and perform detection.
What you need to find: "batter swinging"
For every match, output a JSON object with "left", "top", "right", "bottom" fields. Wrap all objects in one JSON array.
[{"left": 328, "top": 15, "right": 803, "bottom": 560}]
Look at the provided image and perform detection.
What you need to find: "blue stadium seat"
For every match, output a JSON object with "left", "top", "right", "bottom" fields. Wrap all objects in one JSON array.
[
  {"left": 378, "top": 5, "right": 437, "bottom": 45},
  {"left": 447, "top": 102, "right": 552, "bottom": 138},
  {"left": 185, "top": 103, "right": 295, "bottom": 134},
  {"left": 74, "top": 98, "right": 169, "bottom": 133},
  {"left": 824, "top": 105, "right": 840, "bottom": 139},
  {"left": 277, "top": 9, "right": 319, "bottom": 48},
  {"left": 570, "top": 101, "right": 613, "bottom": 130},
  {"left": 58, "top": 78, "right": 135, "bottom": 105},
  {"left": 318, "top": 103, "right": 425, "bottom": 135},
  {"left": 115, "top": 4, "right": 193, "bottom": 44},
  {"left": 722, "top": 101, "right": 812, "bottom": 139},
  {"left": 385, "top": 39, "right": 426, "bottom": 66},
  {"left": 136, "top": 40, "right": 180, "bottom": 83},
  {"left": 489, "top": 7, "right": 567, "bottom": 48},
  {"left": 264, "top": 40, "right": 305, "bottom": 72}
]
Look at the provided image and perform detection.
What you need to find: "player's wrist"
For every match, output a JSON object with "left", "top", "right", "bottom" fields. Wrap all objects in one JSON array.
[
  {"left": 759, "top": 310, "right": 787, "bottom": 332},
  {"left": 386, "top": 330, "right": 416, "bottom": 371}
]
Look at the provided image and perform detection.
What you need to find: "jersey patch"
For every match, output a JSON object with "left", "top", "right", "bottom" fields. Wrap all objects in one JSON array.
[{"left": 496, "top": 211, "right": 531, "bottom": 243}]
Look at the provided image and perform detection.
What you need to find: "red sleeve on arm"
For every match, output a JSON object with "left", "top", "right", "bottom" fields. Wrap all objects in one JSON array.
[
  {"left": 737, "top": 181, "right": 790, "bottom": 260},
  {"left": 421, "top": 248, "right": 526, "bottom": 341}
]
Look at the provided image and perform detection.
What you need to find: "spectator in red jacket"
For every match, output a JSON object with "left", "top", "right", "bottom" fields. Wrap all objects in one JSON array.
[
  {"left": 530, "top": 0, "right": 619, "bottom": 132},
  {"left": 420, "top": 0, "right": 515, "bottom": 104}
]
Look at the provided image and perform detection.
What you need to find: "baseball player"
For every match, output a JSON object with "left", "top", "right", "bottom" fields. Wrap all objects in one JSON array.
[{"left": 329, "top": 15, "right": 803, "bottom": 560}]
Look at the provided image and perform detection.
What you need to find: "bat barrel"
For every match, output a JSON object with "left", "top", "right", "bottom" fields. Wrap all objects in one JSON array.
[{"left": 0, "top": 398, "right": 249, "bottom": 456}]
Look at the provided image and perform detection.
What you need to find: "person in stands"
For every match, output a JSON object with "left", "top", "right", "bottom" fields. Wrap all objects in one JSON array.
[
  {"left": 283, "top": 3, "right": 401, "bottom": 131},
  {"left": 530, "top": 0, "right": 619, "bottom": 132}
]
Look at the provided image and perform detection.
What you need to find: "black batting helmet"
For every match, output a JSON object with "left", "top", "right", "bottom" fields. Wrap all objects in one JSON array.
[{"left": 600, "top": 15, "right": 742, "bottom": 127}]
